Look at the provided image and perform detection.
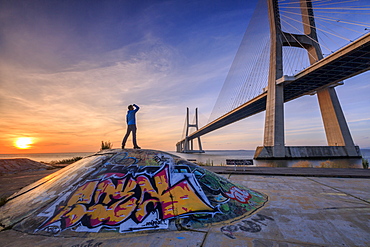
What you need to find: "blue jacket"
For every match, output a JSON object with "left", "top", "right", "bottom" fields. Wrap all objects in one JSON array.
[{"left": 126, "top": 104, "right": 139, "bottom": 125}]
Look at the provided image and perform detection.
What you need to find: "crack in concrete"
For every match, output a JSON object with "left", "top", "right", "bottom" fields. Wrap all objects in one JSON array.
[
  {"left": 307, "top": 178, "right": 370, "bottom": 205},
  {"left": 199, "top": 228, "right": 210, "bottom": 247},
  {"left": 322, "top": 206, "right": 370, "bottom": 210}
]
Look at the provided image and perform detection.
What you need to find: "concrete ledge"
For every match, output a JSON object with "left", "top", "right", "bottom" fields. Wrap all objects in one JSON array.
[
  {"left": 254, "top": 146, "right": 362, "bottom": 159},
  {"left": 205, "top": 166, "right": 370, "bottom": 178}
]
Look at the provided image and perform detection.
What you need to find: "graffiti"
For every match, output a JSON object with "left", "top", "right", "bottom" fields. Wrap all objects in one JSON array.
[
  {"left": 110, "top": 152, "right": 138, "bottom": 166},
  {"left": 43, "top": 225, "right": 60, "bottom": 234},
  {"left": 221, "top": 214, "right": 274, "bottom": 239},
  {"left": 224, "top": 186, "right": 252, "bottom": 203},
  {"left": 71, "top": 240, "right": 102, "bottom": 247},
  {"left": 238, "top": 220, "right": 261, "bottom": 232},
  {"left": 39, "top": 164, "right": 214, "bottom": 233},
  {"left": 193, "top": 167, "right": 234, "bottom": 195},
  {"left": 250, "top": 213, "right": 274, "bottom": 226},
  {"left": 30, "top": 150, "right": 268, "bottom": 235},
  {"left": 92, "top": 152, "right": 174, "bottom": 179},
  {"left": 153, "top": 154, "right": 171, "bottom": 165},
  {"left": 144, "top": 219, "right": 167, "bottom": 227}
]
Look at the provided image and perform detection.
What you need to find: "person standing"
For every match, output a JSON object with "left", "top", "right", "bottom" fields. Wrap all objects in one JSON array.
[{"left": 121, "top": 104, "right": 141, "bottom": 149}]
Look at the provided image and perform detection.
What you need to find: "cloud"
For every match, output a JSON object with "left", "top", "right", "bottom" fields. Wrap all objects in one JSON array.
[
  {"left": 0, "top": 25, "right": 238, "bottom": 152},
  {"left": 1, "top": 0, "right": 369, "bottom": 153}
]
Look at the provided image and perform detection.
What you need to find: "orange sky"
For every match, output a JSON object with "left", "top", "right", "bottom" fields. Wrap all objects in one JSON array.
[{"left": 1, "top": 0, "right": 369, "bottom": 154}]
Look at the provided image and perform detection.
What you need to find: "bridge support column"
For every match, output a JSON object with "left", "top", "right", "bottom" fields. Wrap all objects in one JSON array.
[
  {"left": 259, "top": 0, "right": 285, "bottom": 158},
  {"left": 317, "top": 87, "right": 358, "bottom": 156},
  {"left": 176, "top": 108, "right": 204, "bottom": 153}
]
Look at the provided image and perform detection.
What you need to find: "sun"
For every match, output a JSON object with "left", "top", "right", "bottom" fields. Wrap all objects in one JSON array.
[{"left": 14, "top": 137, "right": 34, "bottom": 149}]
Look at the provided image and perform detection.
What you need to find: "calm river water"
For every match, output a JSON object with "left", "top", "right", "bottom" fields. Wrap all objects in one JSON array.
[
  {"left": 169, "top": 149, "right": 370, "bottom": 168},
  {"left": 1, "top": 149, "right": 369, "bottom": 168}
]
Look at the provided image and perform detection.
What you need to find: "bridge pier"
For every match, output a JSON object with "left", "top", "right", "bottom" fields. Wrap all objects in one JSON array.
[
  {"left": 254, "top": 146, "right": 361, "bottom": 159},
  {"left": 255, "top": 0, "right": 361, "bottom": 159},
  {"left": 176, "top": 108, "right": 204, "bottom": 153},
  {"left": 262, "top": 0, "right": 285, "bottom": 158},
  {"left": 317, "top": 87, "right": 359, "bottom": 156}
]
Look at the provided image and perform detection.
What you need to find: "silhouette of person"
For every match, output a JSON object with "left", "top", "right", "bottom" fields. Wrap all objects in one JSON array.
[{"left": 121, "top": 104, "right": 141, "bottom": 149}]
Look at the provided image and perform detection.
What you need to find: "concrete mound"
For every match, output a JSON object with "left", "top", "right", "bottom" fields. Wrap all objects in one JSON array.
[{"left": 0, "top": 149, "right": 267, "bottom": 235}]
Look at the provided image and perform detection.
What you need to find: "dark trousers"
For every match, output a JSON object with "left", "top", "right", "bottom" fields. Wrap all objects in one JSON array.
[{"left": 122, "top": 124, "right": 138, "bottom": 147}]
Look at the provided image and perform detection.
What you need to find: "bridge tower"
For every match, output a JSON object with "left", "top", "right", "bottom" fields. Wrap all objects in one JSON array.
[
  {"left": 176, "top": 108, "right": 205, "bottom": 153},
  {"left": 255, "top": 0, "right": 360, "bottom": 159}
]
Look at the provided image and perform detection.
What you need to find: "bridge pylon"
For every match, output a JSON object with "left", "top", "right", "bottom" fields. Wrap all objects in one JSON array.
[
  {"left": 255, "top": 0, "right": 361, "bottom": 159},
  {"left": 176, "top": 108, "right": 205, "bottom": 153}
]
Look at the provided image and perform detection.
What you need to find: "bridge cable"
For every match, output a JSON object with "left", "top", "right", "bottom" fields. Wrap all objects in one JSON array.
[
  {"left": 208, "top": 0, "right": 369, "bottom": 125},
  {"left": 280, "top": 13, "right": 352, "bottom": 41},
  {"left": 313, "top": 0, "right": 362, "bottom": 7},
  {"left": 279, "top": 0, "right": 334, "bottom": 5},
  {"left": 209, "top": 0, "right": 270, "bottom": 123},
  {"left": 280, "top": 10, "right": 370, "bottom": 30},
  {"left": 280, "top": 31, "right": 308, "bottom": 75},
  {"left": 280, "top": 18, "right": 321, "bottom": 63}
]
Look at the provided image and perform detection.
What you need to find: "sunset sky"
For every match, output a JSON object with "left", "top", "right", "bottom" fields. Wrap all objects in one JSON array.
[{"left": 1, "top": 0, "right": 369, "bottom": 154}]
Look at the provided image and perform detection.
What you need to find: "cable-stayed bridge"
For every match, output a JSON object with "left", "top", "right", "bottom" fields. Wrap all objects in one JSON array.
[{"left": 176, "top": 0, "right": 370, "bottom": 159}]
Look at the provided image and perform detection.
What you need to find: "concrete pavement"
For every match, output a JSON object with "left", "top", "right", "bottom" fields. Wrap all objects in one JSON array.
[
  {"left": 1, "top": 169, "right": 369, "bottom": 246},
  {"left": 207, "top": 166, "right": 370, "bottom": 178}
]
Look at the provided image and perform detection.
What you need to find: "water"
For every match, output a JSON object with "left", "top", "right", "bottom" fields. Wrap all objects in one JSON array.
[
  {"left": 168, "top": 149, "right": 370, "bottom": 169},
  {"left": 0, "top": 149, "right": 369, "bottom": 168}
]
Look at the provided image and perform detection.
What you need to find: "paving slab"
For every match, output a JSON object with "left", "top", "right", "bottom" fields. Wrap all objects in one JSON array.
[
  {"left": 308, "top": 177, "right": 370, "bottom": 203},
  {"left": 0, "top": 229, "right": 207, "bottom": 247}
]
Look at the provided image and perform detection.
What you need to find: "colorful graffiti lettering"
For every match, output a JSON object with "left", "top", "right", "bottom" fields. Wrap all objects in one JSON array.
[
  {"left": 224, "top": 186, "right": 252, "bottom": 203},
  {"left": 40, "top": 164, "right": 214, "bottom": 232},
  {"left": 194, "top": 167, "right": 234, "bottom": 194},
  {"left": 31, "top": 151, "right": 268, "bottom": 234}
]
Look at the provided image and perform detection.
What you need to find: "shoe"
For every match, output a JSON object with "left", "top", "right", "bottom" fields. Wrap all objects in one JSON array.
[
  {"left": 134, "top": 146, "right": 141, "bottom": 149},
  {"left": 121, "top": 146, "right": 125, "bottom": 149}
]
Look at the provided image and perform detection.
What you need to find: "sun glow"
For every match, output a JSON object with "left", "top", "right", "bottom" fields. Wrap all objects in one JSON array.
[{"left": 14, "top": 137, "right": 34, "bottom": 149}]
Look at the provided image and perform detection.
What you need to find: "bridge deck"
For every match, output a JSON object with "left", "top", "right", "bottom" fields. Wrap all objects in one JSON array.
[
  {"left": 179, "top": 33, "right": 370, "bottom": 142},
  {"left": 285, "top": 32, "right": 370, "bottom": 101}
]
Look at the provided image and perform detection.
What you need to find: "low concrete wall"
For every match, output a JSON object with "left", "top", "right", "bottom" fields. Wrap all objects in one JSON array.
[{"left": 254, "top": 146, "right": 362, "bottom": 159}]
